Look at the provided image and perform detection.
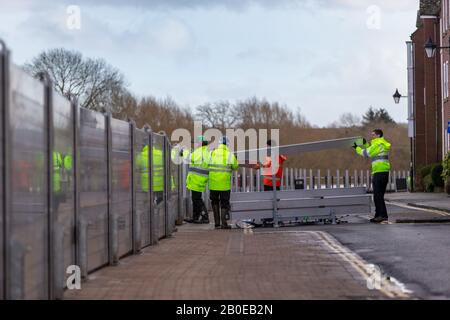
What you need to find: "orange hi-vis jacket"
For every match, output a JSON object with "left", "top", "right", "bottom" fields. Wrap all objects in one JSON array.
[{"left": 262, "top": 155, "right": 287, "bottom": 187}]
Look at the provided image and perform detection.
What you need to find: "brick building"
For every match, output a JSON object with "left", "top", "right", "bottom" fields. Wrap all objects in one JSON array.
[
  {"left": 410, "top": 0, "right": 444, "bottom": 183},
  {"left": 440, "top": 0, "right": 450, "bottom": 155}
]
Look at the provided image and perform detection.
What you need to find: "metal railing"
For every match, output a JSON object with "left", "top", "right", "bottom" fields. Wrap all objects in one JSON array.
[
  {"left": 231, "top": 168, "right": 409, "bottom": 193},
  {"left": 0, "top": 41, "right": 184, "bottom": 300}
]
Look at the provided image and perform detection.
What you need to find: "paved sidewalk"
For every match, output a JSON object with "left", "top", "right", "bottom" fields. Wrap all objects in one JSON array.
[
  {"left": 64, "top": 226, "right": 390, "bottom": 300},
  {"left": 386, "top": 192, "right": 450, "bottom": 213}
]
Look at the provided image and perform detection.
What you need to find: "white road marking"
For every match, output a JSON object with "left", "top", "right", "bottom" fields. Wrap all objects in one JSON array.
[
  {"left": 388, "top": 201, "right": 450, "bottom": 217},
  {"left": 256, "top": 230, "right": 413, "bottom": 299}
]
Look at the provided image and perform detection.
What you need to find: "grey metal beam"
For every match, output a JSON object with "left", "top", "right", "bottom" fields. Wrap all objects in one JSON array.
[
  {"left": 230, "top": 187, "right": 368, "bottom": 202},
  {"left": 231, "top": 205, "right": 371, "bottom": 222},
  {"left": 236, "top": 136, "right": 363, "bottom": 163},
  {"left": 231, "top": 195, "right": 371, "bottom": 212}
]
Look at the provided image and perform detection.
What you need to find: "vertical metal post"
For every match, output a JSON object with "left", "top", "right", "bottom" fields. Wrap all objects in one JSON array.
[
  {"left": 0, "top": 40, "right": 9, "bottom": 300},
  {"left": 106, "top": 113, "right": 118, "bottom": 265},
  {"left": 271, "top": 171, "right": 278, "bottom": 227},
  {"left": 285, "top": 168, "right": 289, "bottom": 190},
  {"left": 290, "top": 168, "right": 294, "bottom": 190},
  {"left": 249, "top": 168, "right": 253, "bottom": 192},
  {"left": 345, "top": 170, "right": 349, "bottom": 188},
  {"left": 366, "top": 170, "right": 370, "bottom": 191},
  {"left": 73, "top": 102, "right": 86, "bottom": 279},
  {"left": 360, "top": 170, "right": 364, "bottom": 188},
  {"left": 41, "top": 73, "right": 55, "bottom": 299},
  {"left": 317, "top": 169, "right": 321, "bottom": 189},
  {"left": 336, "top": 169, "right": 340, "bottom": 189},
  {"left": 309, "top": 169, "right": 313, "bottom": 190},
  {"left": 242, "top": 167, "right": 246, "bottom": 192},
  {"left": 130, "top": 121, "right": 140, "bottom": 254},
  {"left": 327, "top": 169, "right": 331, "bottom": 189},
  {"left": 145, "top": 126, "right": 156, "bottom": 245},
  {"left": 163, "top": 135, "right": 169, "bottom": 237}
]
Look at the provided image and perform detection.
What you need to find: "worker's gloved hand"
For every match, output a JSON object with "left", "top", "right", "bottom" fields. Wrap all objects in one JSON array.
[
  {"left": 362, "top": 138, "right": 367, "bottom": 145},
  {"left": 352, "top": 142, "right": 358, "bottom": 149}
]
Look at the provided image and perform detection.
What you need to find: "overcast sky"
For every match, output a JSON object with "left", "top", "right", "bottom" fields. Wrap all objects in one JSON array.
[{"left": 0, "top": 0, "right": 418, "bottom": 127}]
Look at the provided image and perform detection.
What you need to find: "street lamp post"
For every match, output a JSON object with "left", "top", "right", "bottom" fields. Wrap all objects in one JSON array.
[{"left": 392, "top": 88, "right": 414, "bottom": 191}]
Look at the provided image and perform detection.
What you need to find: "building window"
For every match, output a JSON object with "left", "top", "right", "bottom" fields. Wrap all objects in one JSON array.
[
  {"left": 446, "top": 61, "right": 449, "bottom": 99},
  {"left": 445, "top": 0, "right": 448, "bottom": 32},
  {"left": 443, "top": 61, "right": 449, "bottom": 99},
  {"left": 446, "top": 0, "right": 450, "bottom": 30}
]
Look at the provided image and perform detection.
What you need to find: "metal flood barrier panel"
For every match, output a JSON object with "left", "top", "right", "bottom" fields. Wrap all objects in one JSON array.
[
  {"left": 152, "top": 133, "right": 166, "bottom": 240},
  {"left": 0, "top": 40, "right": 187, "bottom": 299},
  {"left": 231, "top": 187, "right": 371, "bottom": 225},
  {"left": 52, "top": 91, "right": 75, "bottom": 297},
  {"left": 110, "top": 118, "right": 133, "bottom": 259},
  {"left": 78, "top": 108, "right": 109, "bottom": 273},
  {"left": 133, "top": 128, "right": 152, "bottom": 248},
  {"left": 8, "top": 64, "right": 49, "bottom": 299}
]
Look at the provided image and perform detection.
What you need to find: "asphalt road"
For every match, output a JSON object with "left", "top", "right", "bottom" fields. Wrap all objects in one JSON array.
[{"left": 278, "top": 204, "right": 450, "bottom": 299}]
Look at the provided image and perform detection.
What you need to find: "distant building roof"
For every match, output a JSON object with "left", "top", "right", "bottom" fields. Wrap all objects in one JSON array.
[{"left": 416, "top": 0, "right": 441, "bottom": 27}]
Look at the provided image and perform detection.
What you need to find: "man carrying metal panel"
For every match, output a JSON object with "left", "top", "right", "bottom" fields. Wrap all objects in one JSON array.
[
  {"left": 254, "top": 139, "right": 288, "bottom": 191},
  {"left": 353, "top": 129, "right": 391, "bottom": 223},
  {"left": 185, "top": 136, "right": 210, "bottom": 224},
  {"left": 209, "top": 136, "right": 239, "bottom": 229}
]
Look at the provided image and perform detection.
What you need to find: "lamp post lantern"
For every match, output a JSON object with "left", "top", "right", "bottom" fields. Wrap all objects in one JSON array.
[{"left": 392, "top": 89, "right": 406, "bottom": 104}]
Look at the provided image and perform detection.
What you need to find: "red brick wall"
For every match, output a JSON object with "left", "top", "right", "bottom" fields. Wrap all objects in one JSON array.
[
  {"left": 412, "top": 16, "right": 443, "bottom": 177},
  {"left": 442, "top": 8, "right": 450, "bottom": 155}
]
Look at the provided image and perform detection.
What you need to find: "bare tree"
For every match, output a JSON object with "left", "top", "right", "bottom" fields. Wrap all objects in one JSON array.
[
  {"left": 195, "top": 101, "right": 238, "bottom": 130},
  {"left": 328, "top": 112, "right": 361, "bottom": 128},
  {"left": 136, "top": 96, "right": 194, "bottom": 133},
  {"left": 235, "top": 97, "right": 311, "bottom": 129},
  {"left": 24, "top": 48, "right": 126, "bottom": 112}
]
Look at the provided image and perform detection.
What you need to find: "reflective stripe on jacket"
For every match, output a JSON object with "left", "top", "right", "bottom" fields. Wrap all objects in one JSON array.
[
  {"left": 208, "top": 144, "right": 238, "bottom": 191},
  {"left": 355, "top": 137, "right": 391, "bottom": 174},
  {"left": 186, "top": 146, "right": 211, "bottom": 192}
]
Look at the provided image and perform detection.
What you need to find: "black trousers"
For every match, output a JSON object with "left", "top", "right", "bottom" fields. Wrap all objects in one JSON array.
[
  {"left": 372, "top": 172, "right": 389, "bottom": 218},
  {"left": 191, "top": 190, "right": 205, "bottom": 218},
  {"left": 264, "top": 185, "right": 280, "bottom": 191},
  {"left": 209, "top": 190, "right": 231, "bottom": 210}
]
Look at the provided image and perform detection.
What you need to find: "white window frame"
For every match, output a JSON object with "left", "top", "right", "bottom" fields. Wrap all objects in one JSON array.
[{"left": 445, "top": 61, "right": 449, "bottom": 99}]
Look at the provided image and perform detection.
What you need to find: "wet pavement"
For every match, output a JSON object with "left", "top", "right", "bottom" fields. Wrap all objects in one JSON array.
[{"left": 64, "top": 199, "right": 450, "bottom": 300}]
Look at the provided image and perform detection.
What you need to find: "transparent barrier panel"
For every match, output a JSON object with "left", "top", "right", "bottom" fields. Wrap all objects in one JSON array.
[
  {"left": 134, "top": 129, "right": 151, "bottom": 247},
  {"left": 111, "top": 119, "right": 132, "bottom": 257},
  {"left": 9, "top": 64, "right": 48, "bottom": 299},
  {"left": 79, "top": 108, "right": 108, "bottom": 272},
  {"left": 52, "top": 92, "right": 75, "bottom": 290},
  {"left": 152, "top": 134, "right": 166, "bottom": 240},
  {"left": 168, "top": 144, "right": 179, "bottom": 234}
]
